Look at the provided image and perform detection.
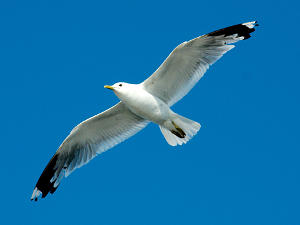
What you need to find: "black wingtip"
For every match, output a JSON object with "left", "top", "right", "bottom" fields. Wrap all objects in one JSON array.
[
  {"left": 208, "top": 21, "right": 258, "bottom": 40},
  {"left": 32, "top": 153, "right": 60, "bottom": 201}
]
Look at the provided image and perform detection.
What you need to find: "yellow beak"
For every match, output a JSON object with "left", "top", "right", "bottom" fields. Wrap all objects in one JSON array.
[{"left": 104, "top": 85, "right": 114, "bottom": 90}]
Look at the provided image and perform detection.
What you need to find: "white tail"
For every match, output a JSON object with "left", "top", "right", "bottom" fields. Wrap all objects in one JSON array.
[{"left": 159, "top": 114, "right": 201, "bottom": 146}]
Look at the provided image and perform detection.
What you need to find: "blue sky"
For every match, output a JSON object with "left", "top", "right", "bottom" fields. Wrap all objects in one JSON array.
[{"left": 1, "top": 0, "right": 300, "bottom": 224}]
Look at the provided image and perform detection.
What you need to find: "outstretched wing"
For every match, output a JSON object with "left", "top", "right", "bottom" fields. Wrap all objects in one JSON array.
[
  {"left": 142, "top": 21, "right": 258, "bottom": 106},
  {"left": 31, "top": 102, "right": 148, "bottom": 201}
]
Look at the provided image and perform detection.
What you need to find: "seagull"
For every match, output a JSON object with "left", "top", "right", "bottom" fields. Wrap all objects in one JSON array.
[{"left": 31, "top": 21, "right": 258, "bottom": 201}]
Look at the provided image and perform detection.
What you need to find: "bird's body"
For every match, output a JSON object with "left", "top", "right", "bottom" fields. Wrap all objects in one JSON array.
[
  {"left": 113, "top": 83, "right": 171, "bottom": 124},
  {"left": 31, "top": 21, "right": 258, "bottom": 201},
  {"left": 107, "top": 82, "right": 200, "bottom": 141}
]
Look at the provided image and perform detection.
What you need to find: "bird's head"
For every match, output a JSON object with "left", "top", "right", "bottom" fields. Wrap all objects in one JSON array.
[
  {"left": 104, "top": 82, "right": 137, "bottom": 100},
  {"left": 104, "top": 82, "right": 127, "bottom": 92}
]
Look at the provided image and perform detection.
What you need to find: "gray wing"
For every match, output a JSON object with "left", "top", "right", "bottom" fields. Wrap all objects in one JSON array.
[
  {"left": 31, "top": 102, "right": 148, "bottom": 201},
  {"left": 142, "top": 21, "right": 258, "bottom": 106}
]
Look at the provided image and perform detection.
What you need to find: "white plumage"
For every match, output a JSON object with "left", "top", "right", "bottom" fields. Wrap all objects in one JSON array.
[{"left": 31, "top": 21, "right": 258, "bottom": 201}]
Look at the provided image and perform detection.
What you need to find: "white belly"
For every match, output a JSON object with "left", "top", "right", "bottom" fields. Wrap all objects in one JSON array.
[{"left": 117, "top": 86, "right": 171, "bottom": 124}]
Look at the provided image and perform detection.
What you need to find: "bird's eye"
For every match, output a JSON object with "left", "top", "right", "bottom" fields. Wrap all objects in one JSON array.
[{"left": 119, "top": 84, "right": 122, "bottom": 87}]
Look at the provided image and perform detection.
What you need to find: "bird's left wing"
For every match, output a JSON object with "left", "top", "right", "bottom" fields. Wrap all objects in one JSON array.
[
  {"left": 31, "top": 102, "right": 148, "bottom": 201},
  {"left": 142, "top": 21, "right": 258, "bottom": 106}
]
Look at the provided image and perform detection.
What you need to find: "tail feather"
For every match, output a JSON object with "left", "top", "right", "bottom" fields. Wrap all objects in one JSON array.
[
  {"left": 159, "top": 114, "right": 201, "bottom": 146},
  {"left": 160, "top": 126, "right": 180, "bottom": 146}
]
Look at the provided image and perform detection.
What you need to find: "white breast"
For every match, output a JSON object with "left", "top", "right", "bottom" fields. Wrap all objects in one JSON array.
[{"left": 116, "top": 85, "right": 171, "bottom": 124}]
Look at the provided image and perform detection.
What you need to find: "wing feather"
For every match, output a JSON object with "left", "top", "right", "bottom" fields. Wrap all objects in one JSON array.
[
  {"left": 142, "top": 21, "right": 258, "bottom": 106},
  {"left": 31, "top": 102, "right": 148, "bottom": 201}
]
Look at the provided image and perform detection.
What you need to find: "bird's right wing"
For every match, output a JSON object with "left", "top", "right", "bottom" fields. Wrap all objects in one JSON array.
[
  {"left": 142, "top": 21, "right": 258, "bottom": 106},
  {"left": 31, "top": 102, "right": 148, "bottom": 201}
]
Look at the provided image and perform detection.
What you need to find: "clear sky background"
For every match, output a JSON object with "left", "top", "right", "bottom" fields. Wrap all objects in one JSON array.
[{"left": 1, "top": 0, "right": 299, "bottom": 224}]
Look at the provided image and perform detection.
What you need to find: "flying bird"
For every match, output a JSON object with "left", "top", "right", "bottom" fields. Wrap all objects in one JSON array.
[{"left": 31, "top": 21, "right": 258, "bottom": 201}]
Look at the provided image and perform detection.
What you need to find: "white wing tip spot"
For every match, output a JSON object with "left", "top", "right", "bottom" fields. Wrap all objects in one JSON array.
[
  {"left": 31, "top": 187, "right": 42, "bottom": 201},
  {"left": 242, "top": 21, "right": 258, "bottom": 29}
]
